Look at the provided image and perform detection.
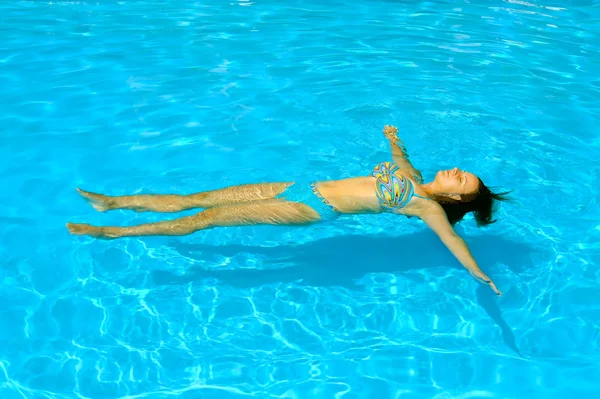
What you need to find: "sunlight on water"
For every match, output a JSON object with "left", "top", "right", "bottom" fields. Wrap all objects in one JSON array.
[{"left": 1, "top": 0, "right": 599, "bottom": 398}]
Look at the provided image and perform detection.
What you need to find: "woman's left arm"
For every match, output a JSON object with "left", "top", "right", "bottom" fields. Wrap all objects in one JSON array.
[
  {"left": 419, "top": 208, "right": 502, "bottom": 296},
  {"left": 382, "top": 125, "right": 423, "bottom": 183}
]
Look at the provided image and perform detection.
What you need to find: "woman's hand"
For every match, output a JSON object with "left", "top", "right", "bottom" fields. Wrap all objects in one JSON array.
[
  {"left": 382, "top": 125, "right": 423, "bottom": 183},
  {"left": 383, "top": 124, "right": 401, "bottom": 143},
  {"left": 488, "top": 280, "right": 502, "bottom": 296},
  {"left": 474, "top": 274, "right": 502, "bottom": 296},
  {"left": 420, "top": 210, "right": 503, "bottom": 298}
]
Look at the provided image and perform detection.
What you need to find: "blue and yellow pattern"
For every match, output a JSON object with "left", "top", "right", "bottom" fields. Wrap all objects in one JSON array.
[{"left": 371, "top": 162, "right": 423, "bottom": 211}]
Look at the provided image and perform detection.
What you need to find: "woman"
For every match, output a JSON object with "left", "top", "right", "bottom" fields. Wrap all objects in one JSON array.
[{"left": 67, "top": 125, "right": 510, "bottom": 295}]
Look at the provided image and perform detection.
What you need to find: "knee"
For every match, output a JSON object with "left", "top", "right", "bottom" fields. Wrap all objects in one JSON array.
[{"left": 190, "top": 209, "right": 216, "bottom": 229}]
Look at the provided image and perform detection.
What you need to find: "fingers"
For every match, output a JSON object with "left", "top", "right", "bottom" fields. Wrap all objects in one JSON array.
[
  {"left": 383, "top": 125, "right": 399, "bottom": 138},
  {"left": 489, "top": 282, "right": 502, "bottom": 296}
]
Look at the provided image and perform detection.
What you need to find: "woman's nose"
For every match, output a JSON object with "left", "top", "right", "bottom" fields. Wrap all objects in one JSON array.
[{"left": 452, "top": 167, "right": 459, "bottom": 174}]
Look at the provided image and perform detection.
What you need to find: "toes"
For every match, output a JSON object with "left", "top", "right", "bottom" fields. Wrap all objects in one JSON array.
[
  {"left": 76, "top": 187, "right": 94, "bottom": 197},
  {"left": 66, "top": 222, "right": 100, "bottom": 237},
  {"left": 75, "top": 188, "right": 112, "bottom": 212},
  {"left": 66, "top": 222, "right": 84, "bottom": 235}
]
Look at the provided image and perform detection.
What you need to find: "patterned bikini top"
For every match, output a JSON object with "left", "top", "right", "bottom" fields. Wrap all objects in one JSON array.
[{"left": 371, "top": 162, "right": 431, "bottom": 211}]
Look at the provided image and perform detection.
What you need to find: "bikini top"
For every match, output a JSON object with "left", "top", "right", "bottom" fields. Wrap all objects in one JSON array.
[{"left": 371, "top": 162, "right": 431, "bottom": 211}]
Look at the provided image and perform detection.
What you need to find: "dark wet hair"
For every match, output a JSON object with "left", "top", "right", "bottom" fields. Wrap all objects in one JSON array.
[{"left": 440, "top": 179, "right": 512, "bottom": 226}]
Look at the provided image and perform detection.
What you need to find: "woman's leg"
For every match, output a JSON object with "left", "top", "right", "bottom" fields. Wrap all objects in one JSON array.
[
  {"left": 76, "top": 182, "right": 292, "bottom": 213},
  {"left": 66, "top": 199, "right": 321, "bottom": 239}
]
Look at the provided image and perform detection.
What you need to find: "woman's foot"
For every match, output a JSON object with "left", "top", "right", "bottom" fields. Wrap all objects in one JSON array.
[
  {"left": 76, "top": 188, "right": 114, "bottom": 212},
  {"left": 66, "top": 223, "right": 117, "bottom": 239}
]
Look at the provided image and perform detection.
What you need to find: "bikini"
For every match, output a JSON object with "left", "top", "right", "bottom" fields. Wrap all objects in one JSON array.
[
  {"left": 275, "top": 181, "right": 339, "bottom": 220},
  {"left": 371, "top": 161, "right": 432, "bottom": 211},
  {"left": 276, "top": 161, "right": 430, "bottom": 220}
]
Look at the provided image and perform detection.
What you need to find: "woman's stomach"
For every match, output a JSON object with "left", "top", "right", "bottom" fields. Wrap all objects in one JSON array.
[{"left": 315, "top": 177, "right": 381, "bottom": 214}]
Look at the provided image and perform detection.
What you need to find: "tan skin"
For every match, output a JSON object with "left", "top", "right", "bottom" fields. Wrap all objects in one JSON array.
[{"left": 67, "top": 125, "right": 502, "bottom": 296}]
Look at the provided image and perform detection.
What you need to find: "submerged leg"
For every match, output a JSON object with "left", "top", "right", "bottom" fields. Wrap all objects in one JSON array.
[
  {"left": 66, "top": 199, "right": 321, "bottom": 239},
  {"left": 76, "top": 183, "right": 292, "bottom": 213}
]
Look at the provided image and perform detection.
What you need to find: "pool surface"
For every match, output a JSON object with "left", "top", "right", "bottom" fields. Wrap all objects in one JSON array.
[{"left": 1, "top": 0, "right": 599, "bottom": 398}]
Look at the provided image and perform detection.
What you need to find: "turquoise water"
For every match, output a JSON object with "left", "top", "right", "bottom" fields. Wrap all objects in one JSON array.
[{"left": 1, "top": 0, "right": 599, "bottom": 397}]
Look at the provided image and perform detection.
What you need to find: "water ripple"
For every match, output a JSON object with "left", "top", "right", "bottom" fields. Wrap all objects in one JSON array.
[{"left": 1, "top": 0, "right": 599, "bottom": 398}]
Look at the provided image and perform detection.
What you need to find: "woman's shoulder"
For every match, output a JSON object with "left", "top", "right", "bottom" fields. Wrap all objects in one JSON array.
[{"left": 400, "top": 196, "right": 443, "bottom": 219}]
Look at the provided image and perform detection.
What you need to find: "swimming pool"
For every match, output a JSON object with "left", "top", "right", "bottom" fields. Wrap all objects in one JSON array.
[{"left": 1, "top": 0, "right": 599, "bottom": 397}]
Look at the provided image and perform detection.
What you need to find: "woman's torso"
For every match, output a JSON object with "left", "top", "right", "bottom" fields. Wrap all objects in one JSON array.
[{"left": 315, "top": 162, "right": 432, "bottom": 215}]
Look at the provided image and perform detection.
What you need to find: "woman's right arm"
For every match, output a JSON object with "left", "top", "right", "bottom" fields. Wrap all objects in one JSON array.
[{"left": 419, "top": 207, "right": 502, "bottom": 296}]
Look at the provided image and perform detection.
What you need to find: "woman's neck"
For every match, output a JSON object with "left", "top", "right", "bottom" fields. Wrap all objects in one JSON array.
[
  {"left": 420, "top": 183, "right": 453, "bottom": 203},
  {"left": 420, "top": 182, "right": 436, "bottom": 198}
]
